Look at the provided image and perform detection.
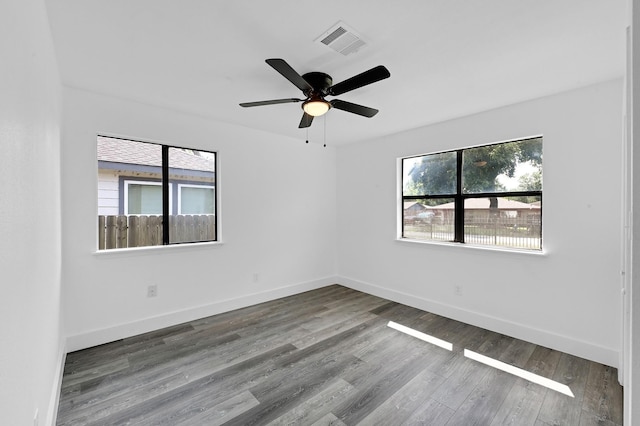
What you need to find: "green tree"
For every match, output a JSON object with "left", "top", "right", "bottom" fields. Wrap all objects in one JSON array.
[
  {"left": 508, "top": 170, "right": 542, "bottom": 204},
  {"left": 517, "top": 170, "right": 542, "bottom": 191},
  {"left": 405, "top": 138, "right": 542, "bottom": 196},
  {"left": 405, "top": 151, "right": 456, "bottom": 196}
]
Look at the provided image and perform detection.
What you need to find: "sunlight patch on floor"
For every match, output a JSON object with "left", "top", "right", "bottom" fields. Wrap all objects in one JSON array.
[
  {"left": 464, "top": 349, "right": 574, "bottom": 397},
  {"left": 387, "top": 321, "right": 453, "bottom": 351},
  {"left": 386, "top": 320, "right": 574, "bottom": 397}
]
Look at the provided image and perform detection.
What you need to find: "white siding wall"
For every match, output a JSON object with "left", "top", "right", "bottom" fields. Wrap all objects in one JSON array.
[{"left": 97, "top": 170, "right": 119, "bottom": 215}]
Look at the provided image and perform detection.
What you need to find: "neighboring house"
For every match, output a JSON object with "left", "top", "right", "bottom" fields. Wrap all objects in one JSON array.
[
  {"left": 97, "top": 136, "right": 215, "bottom": 216},
  {"left": 403, "top": 201, "right": 439, "bottom": 224},
  {"left": 431, "top": 198, "right": 541, "bottom": 224},
  {"left": 403, "top": 201, "right": 428, "bottom": 216}
]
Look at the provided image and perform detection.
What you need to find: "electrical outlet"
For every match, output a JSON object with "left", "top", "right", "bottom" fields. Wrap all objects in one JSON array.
[
  {"left": 147, "top": 285, "right": 158, "bottom": 297},
  {"left": 454, "top": 285, "right": 463, "bottom": 296}
]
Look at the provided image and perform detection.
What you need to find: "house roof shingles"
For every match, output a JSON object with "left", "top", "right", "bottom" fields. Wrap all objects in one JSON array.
[{"left": 97, "top": 136, "right": 214, "bottom": 172}]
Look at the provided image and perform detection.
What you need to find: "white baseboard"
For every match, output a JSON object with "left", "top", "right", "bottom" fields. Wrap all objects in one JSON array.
[
  {"left": 66, "top": 276, "right": 338, "bottom": 352},
  {"left": 64, "top": 274, "right": 618, "bottom": 367},
  {"left": 337, "top": 275, "right": 619, "bottom": 368},
  {"left": 46, "top": 340, "right": 66, "bottom": 426}
]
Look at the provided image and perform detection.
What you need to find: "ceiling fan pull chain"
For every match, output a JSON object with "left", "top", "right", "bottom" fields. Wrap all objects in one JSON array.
[{"left": 324, "top": 114, "right": 327, "bottom": 147}]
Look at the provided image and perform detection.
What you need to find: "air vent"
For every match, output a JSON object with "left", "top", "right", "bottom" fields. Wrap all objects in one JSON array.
[{"left": 315, "top": 21, "right": 366, "bottom": 56}]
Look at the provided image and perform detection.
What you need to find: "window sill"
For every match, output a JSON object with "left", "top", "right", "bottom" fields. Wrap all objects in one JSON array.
[
  {"left": 93, "top": 241, "right": 224, "bottom": 257},
  {"left": 395, "top": 237, "right": 546, "bottom": 256}
]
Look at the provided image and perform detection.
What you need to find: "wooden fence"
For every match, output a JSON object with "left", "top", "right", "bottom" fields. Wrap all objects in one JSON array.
[{"left": 98, "top": 215, "right": 216, "bottom": 249}]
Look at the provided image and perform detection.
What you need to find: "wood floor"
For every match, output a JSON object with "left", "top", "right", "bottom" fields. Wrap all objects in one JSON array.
[{"left": 57, "top": 285, "right": 623, "bottom": 425}]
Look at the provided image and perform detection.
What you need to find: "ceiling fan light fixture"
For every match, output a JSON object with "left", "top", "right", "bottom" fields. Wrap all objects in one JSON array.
[{"left": 302, "top": 99, "right": 330, "bottom": 117}]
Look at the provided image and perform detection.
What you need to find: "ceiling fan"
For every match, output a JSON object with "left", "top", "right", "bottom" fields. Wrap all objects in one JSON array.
[{"left": 240, "top": 58, "right": 390, "bottom": 128}]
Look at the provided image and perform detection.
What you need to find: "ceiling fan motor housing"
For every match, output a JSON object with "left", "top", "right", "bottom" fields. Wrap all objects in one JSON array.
[{"left": 302, "top": 72, "right": 333, "bottom": 96}]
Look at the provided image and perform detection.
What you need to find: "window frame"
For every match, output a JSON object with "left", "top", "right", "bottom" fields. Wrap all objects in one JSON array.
[
  {"left": 97, "top": 135, "right": 217, "bottom": 250},
  {"left": 400, "top": 137, "right": 542, "bottom": 250},
  {"left": 123, "top": 179, "right": 173, "bottom": 216},
  {"left": 177, "top": 183, "right": 216, "bottom": 215}
]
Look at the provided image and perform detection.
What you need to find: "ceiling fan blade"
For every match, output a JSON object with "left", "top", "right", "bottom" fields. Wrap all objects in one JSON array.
[
  {"left": 330, "top": 99, "right": 379, "bottom": 117},
  {"left": 266, "top": 58, "right": 313, "bottom": 92},
  {"left": 298, "top": 112, "right": 314, "bottom": 128},
  {"left": 328, "top": 65, "right": 390, "bottom": 96},
  {"left": 239, "top": 98, "right": 303, "bottom": 107}
]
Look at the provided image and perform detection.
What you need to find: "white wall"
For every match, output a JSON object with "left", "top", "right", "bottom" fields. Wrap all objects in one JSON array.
[
  {"left": 336, "top": 79, "right": 624, "bottom": 367},
  {"left": 628, "top": 0, "right": 640, "bottom": 421},
  {"left": 0, "top": 0, "right": 63, "bottom": 425},
  {"left": 61, "top": 87, "right": 337, "bottom": 350}
]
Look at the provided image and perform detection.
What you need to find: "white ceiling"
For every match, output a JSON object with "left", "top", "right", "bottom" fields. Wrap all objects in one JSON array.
[{"left": 46, "top": 0, "right": 628, "bottom": 145}]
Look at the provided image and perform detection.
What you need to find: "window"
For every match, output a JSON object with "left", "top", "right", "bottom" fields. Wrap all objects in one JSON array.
[
  {"left": 97, "top": 136, "right": 216, "bottom": 250},
  {"left": 178, "top": 184, "right": 215, "bottom": 215},
  {"left": 124, "top": 180, "right": 166, "bottom": 215},
  {"left": 401, "top": 137, "right": 542, "bottom": 250}
]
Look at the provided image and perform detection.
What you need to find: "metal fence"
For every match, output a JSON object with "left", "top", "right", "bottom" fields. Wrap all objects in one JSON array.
[
  {"left": 464, "top": 219, "right": 541, "bottom": 250},
  {"left": 98, "top": 215, "right": 216, "bottom": 250},
  {"left": 403, "top": 216, "right": 541, "bottom": 250}
]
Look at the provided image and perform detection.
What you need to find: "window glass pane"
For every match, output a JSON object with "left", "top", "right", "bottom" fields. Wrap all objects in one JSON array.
[
  {"left": 402, "top": 198, "right": 454, "bottom": 242},
  {"left": 168, "top": 147, "right": 216, "bottom": 243},
  {"left": 403, "top": 151, "right": 457, "bottom": 196},
  {"left": 98, "top": 137, "right": 164, "bottom": 250},
  {"left": 463, "top": 138, "right": 542, "bottom": 193},
  {"left": 464, "top": 196, "right": 541, "bottom": 249},
  {"left": 180, "top": 186, "right": 215, "bottom": 214},
  {"left": 127, "top": 183, "right": 162, "bottom": 214}
]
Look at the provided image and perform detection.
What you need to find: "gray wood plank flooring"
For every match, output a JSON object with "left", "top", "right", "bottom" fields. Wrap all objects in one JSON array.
[{"left": 57, "top": 285, "right": 623, "bottom": 425}]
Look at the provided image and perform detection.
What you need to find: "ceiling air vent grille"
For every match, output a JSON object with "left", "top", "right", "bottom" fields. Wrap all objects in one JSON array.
[{"left": 315, "top": 22, "right": 366, "bottom": 56}]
